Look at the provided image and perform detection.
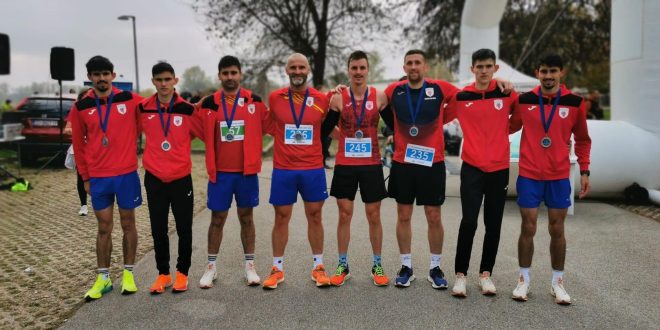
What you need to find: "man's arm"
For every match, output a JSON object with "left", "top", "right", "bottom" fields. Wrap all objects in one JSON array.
[
  {"left": 574, "top": 99, "right": 592, "bottom": 199},
  {"left": 321, "top": 93, "right": 341, "bottom": 138}
]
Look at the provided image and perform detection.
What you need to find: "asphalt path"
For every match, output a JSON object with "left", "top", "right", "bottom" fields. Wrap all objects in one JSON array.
[{"left": 62, "top": 159, "right": 660, "bottom": 329}]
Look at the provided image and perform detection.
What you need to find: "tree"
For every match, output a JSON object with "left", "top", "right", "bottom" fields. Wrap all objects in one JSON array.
[
  {"left": 192, "top": 0, "right": 394, "bottom": 87},
  {"left": 179, "top": 66, "right": 215, "bottom": 93}
]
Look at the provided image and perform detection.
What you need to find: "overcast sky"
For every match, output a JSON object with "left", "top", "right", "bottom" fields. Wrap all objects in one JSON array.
[{"left": 0, "top": 0, "right": 406, "bottom": 91}]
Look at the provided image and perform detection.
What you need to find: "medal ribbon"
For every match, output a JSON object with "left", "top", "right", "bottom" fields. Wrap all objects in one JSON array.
[
  {"left": 538, "top": 89, "right": 561, "bottom": 135},
  {"left": 405, "top": 81, "right": 426, "bottom": 126},
  {"left": 288, "top": 88, "right": 309, "bottom": 129},
  {"left": 349, "top": 87, "right": 369, "bottom": 130},
  {"left": 94, "top": 90, "right": 115, "bottom": 135},
  {"left": 221, "top": 88, "right": 241, "bottom": 131},
  {"left": 156, "top": 95, "right": 176, "bottom": 138}
]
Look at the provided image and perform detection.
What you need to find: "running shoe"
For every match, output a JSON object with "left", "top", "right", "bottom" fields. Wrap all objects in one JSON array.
[
  {"left": 199, "top": 264, "right": 217, "bottom": 289},
  {"left": 172, "top": 271, "right": 188, "bottom": 293},
  {"left": 330, "top": 263, "right": 350, "bottom": 286},
  {"left": 479, "top": 271, "right": 497, "bottom": 296},
  {"left": 245, "top": 262, "right": 261, "bottom": 286},
  {"left": 121, "top": 269, "right": 138, "bottom": 294},
  {"left": 78, "top": 205, "right": 88, "bottom": 216},
  {"left": 395, "top": 265, "right": 415, "bottom": 287},
  {"left": 371, "top": 264, "right": 389, "bottom": 286},
  {"left": 149, "top": 274, "right": 172, "bottom": 294},
  {"left": 311, "top": 264, "right": 331, "bottom": 287},
  {"left": 262, "top": 266, "right": 285, "bottom": 290},
  {"left": 84, "top": 274, "right": 112, "bottom": 301},
  {"left": 551, "top": 278, "right": 571, "bottom": 305},
  {"left": 451, "top": 273, "right": 467, "bottom": 297},
  {"left": 428, "top": 266, "right": 448, "bottom": 289},
  {"left": 512, "top": 276, "right": 530, "bottom": 302}
]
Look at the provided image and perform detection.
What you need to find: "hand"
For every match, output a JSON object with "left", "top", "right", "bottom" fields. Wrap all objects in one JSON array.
[
  {"left": 332, "top": 84, "right": 348, "bottom": 94},
  {"left": 495, "top": 78, "right": 514, "bottom": 94},
  {"left": 84, "top": 181, "right": 90, "bottom": 195},
  {"left": 63, "top": 126, "right": 72, "bottom": 135},
  {"left": 578, "top": 175, "right": 590, "bottom": 199},
  {"left": 386, "top": 135, "right": 393, "bottom": 144}
]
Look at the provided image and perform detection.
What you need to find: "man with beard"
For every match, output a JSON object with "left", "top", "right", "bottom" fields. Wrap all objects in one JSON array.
[
  {"left": 197, "top": 55, "right": 270, "bottom": 288},
  {"left": 322, "top": 51, "right": 390, "bottom": 286},
  {"left": 262, "top": 53, "right": 331, "bottom": 289},
  {"left": 140, "top": 62, "right": 204, "bottom": 294},
  {"left": 509, "top": 53, "right": 591, "bottom": 305},
  {"left": 69, "top": 56, "right": 142, "bottom": 301}
]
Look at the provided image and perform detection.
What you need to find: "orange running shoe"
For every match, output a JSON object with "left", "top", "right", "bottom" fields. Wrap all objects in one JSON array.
[
  {"left": 149, "top": 274, "right": 172, "bottom": 294},
  {"left": 311, "top": 264, "right": 331, "bottom": 287},
  {"left": 263, "top": 266, "right": 285, "bottom": 290},
  {"left": 172, "top": 271, "right": 188, "bottom": 293},
  {"left": 371, "top": 264, "right": 389, "bottom": 287},
  {"left": 330, "top": 263, "right": 350, "bottom": 286}
]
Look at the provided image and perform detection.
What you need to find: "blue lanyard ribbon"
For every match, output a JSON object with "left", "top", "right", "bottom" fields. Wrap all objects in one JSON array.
[
  {"left": 156, "top": 95, "right": 176, "bottom": 138},
  {"left": 405, "top": 81, "right": 426, "bottom": 126},
  {"left": 94, "top": 91, "right": 115, "bottom": 134},
  {"left": 538, "top": 89, "right": 561, "bottom": 134},
  {"left": 349, "top": 87, "right": 369, "bottom": 129},
  {"left": 288, "top": 88, "right": 309, "bottom": 128},
  {"left": 221, "top": 88, "right": 241, "bottom": 130}
]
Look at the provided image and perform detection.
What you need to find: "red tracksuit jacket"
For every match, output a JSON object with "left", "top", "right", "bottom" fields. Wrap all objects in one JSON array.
[{"left": 510, "top": 85, "right": 591, "bottom": 180}]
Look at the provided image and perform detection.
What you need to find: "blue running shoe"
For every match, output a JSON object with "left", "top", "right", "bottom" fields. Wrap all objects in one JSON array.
[
  {"left": 428, "top": 266, "right": 448, "bottom": 289},
  {"left": 395, "top": 265, "right": 415, "bottom": 287}
]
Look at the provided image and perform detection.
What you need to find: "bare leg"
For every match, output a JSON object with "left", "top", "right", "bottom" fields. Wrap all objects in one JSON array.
[
  {"left": 396, "top": 203, "right": 413, "bottom": 254},
  {"left": 518, "top": 208, "right": 539, "bottom": 267}
]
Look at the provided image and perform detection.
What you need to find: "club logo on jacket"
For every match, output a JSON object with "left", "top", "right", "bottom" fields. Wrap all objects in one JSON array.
[
  {"left": 173, "top": 115, "right": 183, "bottom": 126},
  {"left": 238, "top": 98, "right": 245, "bottom": 107},
  {"left": 425, "top": 87, "right": 434, "bottom": 97},
  {"left": 559, "top": 107, "right": 569, "bottom": 118},
  {"left": 366, "top": 101, "right": 374, "bottom": 110},
  {"left": 117, "top": 104, "right": 127, "bottom": 115},
  {"left": 306, "top": 97, "right": 314, "bottom": 107},
  {"left": 494, "top": 99, "right": 503, "bottom": 110},
  {"left": 88, "top": 108, "right": 96, "bottom": 115},
  {"left": 528, "top": 106, "right": 536, "bottom": 111},
  {"left": 248, "top": 104, "right": 256, "bottom": 114}
]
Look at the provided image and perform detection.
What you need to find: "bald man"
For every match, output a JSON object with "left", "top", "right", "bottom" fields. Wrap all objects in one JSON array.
[{"left": 262, "top": 53, "right": 332, "bottom": 289}]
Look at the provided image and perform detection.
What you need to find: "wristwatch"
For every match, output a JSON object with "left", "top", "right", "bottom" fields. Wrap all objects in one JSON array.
[{"left": 580, "top": 170, "right": 590, "bottom": 177}]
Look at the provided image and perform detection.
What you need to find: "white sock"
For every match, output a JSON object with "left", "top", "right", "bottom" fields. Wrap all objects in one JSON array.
[
  {"left": 273, "top": 257, "right": 284, "bottom": 271},
  {"left": 552, "top": 269, "right": 564, "bottom": 285},
  {"left": 430, "top": 254, "right": 442, "bottom": 269},
  {"left": 244, "top": 254, "right": 255, "bottom": 267},
  {"left": 519, "top": 267, "right": 530, "bottom": 283},
  {"left": 312, "top": 254, "right": 324, "bottom": 268},
  {"left": 400, "top": 254, "right": 412, "bottom": 268},
  {"left": 124, "top": 264, "right": 134, "bottom": 273},
  {"left": 208, "top": 254, "right": 217, "bottom": 267},
  {"left": 98, "top": 268, "right": 109, "bottom": 281}
]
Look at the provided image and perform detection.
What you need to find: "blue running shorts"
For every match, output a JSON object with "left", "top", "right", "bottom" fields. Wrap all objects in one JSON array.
[
  {"left": 269, "top": 168, "right": 328, "bottom": 205},
  {"left": 516, "top": 175, "right": 571, "bottom": 209},
  {"left": 89, "top": 171, "right": 142, "bottom": 210},
  {"left": 207, "top": 172, "right": 259, "bottom": 212}
]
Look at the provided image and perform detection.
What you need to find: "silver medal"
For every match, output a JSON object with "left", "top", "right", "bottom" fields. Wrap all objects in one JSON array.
[
  {"left": 294, "top": 132, "right": 303, "bottom": 141},
  {"left": 355, "top": 130, "right": 364, "bottom": 139},
  {"left": 102, "top": 135, "right": 109, "bottom": 147},
  {"left": 409, "top": 126, "right": 419, "bottom": 137},
  {"left": 541, "top": 136, "right": 552, "bottom": 148},
  {"left": 161, "top": 140, "right": 171, "bottom": 151},
  {"left": 226, "top": 133, "right": 234, "bottom": 141}
]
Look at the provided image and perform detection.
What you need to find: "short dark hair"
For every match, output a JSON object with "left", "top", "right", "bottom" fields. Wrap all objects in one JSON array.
[
  {"left": 218, "top": 55, "right": 241, "bottom": 72},
  {"left": 472, "top": 48, "right": 496, "bottom": 65},
  {"left": 347, "top": 50, "right": 369, "bottom": 68},
  {"left": 537, "top": 53, "right": 564, "bottom": 70},
  {"left": 152, "top": 61, "right": 175, "bottom": 76},
  {"left": 404, "top": 49, "right": 427, "bottom": 61},
  {"left": 86, "top": 55, "right": 114, "bottom": 73}
]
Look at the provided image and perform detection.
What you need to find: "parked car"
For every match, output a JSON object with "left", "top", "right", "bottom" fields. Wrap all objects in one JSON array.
[{"left": 13, "top": 94, "right": 76, "bottom": 165}]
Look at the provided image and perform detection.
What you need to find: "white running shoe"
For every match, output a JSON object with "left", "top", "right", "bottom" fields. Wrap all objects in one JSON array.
[
  {"left": 199, "top": 264, "right": 217, "bottom": 289},
  {"left": 78, "top": 205, "right": 88, "bottom": 216},
  {"left": 512, "top": 276, "right": 530, "bottom": 301},
  {"left": 245, "top": 262, "right": 261, "bottom": 286},
  {"left": 551, "top": 278, "right": 572, "bottom": 305},
  {"left": 451, "top": 273, "right": 467, "bottom": 297},
  {"left": 479, "top": 272, "right": 497, "bottom": 295}
]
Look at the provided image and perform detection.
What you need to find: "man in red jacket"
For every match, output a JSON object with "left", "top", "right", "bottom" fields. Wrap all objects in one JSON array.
[
  {"left": 509, "top": 53, "right": 591, "bottom": 305},
  {"left": 69, "top": 56, "right": 142, "bottom": 301},
  {"left": 262, "top": 53, "right": 331, "bottom": 289},
  {"left": 444, "top": 49, "right": 517, "bottom": 297},
  {"left": 198, "top": 56, "right": 270, "bottom": 288},
  {"left": 140, "top": 62, "right": 203, "bottom": 294}
]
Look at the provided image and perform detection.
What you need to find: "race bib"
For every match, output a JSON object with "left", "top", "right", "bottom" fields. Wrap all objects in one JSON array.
[
  {"left": 284, "top": 124, "right": 313, "bottom": 145},
  {"left": 219, "top": 120, "right": 245, "bottom": 142},
  {"left": 403, "top": 143, "right": 435, "bottom": 167},
  {"left": 344, "top": 138, "right": 371, "bottom": 158}
]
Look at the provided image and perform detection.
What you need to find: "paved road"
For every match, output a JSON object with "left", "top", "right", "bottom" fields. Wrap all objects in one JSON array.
[{"left": 62, "top": 160, "right": 660, "bottom": 329}]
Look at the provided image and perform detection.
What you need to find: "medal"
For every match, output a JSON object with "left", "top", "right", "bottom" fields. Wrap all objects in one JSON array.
[
  {"left": 161, "top": 140, "right": 171, "bottom": 151},
  {"left": 405, "top": 81, "right": 426, "bottom": 137},
  {"left": 541, "top": 136, "right": 552, "bottom": 148},
  {"left": 156, "top": 95, "right": 176, "bottom": 151},
  {"left": 94, "top": 91, "right": 115, "bottom": 148},
  {"left": 349, "top": 87, "right": 369, "bottom": 140},
  {"left": 538, "top": 89, "right": 561, "bottom": 149},
  {"left": 288, "top": 88, "right": 310, "bottom": 142},
  {"left": 221, "top": 88, "right": 241, "bottom": 143}
]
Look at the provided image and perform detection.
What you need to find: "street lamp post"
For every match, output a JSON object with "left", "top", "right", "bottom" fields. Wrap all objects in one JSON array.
[{"left": 117, "top": 15, "right": 139, "bottom": 94}]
